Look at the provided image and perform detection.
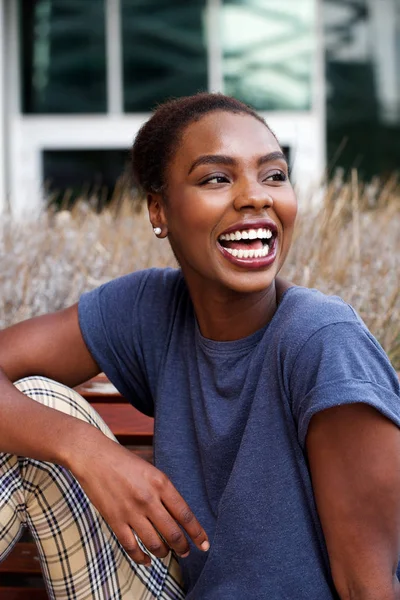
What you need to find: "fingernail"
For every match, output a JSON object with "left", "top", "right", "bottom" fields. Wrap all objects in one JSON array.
[
  {"left": 180, "top": 551, "right": 190, "bottom": 558},
  {"left": 200, "top": 541, "right": 210, "bottom": 552}
]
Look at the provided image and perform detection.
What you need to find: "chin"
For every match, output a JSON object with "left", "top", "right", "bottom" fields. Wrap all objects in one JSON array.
[{"left": 219, "top": 270, "right": 278, "bottom": 295}]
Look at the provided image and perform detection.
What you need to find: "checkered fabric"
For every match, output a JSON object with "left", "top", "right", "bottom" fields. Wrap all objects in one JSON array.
[{"left": 0, "top": 376, "right": 186, "bottom": 599}]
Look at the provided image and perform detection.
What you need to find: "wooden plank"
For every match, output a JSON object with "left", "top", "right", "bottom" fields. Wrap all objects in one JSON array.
[
  {"left": 0, "top": 543, "right": 41, "bottom": 574},
  {"left": 94, "top": 403, "right": 154, "bottom": 445},
  {"left": 74, "top": 373, "right": 124, "bottom": 404},
  {"left": 0, "top": 589, "right": 47, "bottom": 600}
]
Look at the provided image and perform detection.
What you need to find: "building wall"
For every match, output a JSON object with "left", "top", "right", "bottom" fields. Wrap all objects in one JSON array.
[
  {"left": 2, "top": 0, "right": 399, "bottom": 216},
  {"left": 2, "top": 0, "right": 325, "bottom": 215},
  {"left": 324, "top": 0, "right": 400, "bottom": 178}
]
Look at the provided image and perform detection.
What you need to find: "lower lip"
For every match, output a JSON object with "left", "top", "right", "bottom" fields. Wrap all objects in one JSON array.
[{"left": 217, "top": 239, "right": 278, "bottom": 269}]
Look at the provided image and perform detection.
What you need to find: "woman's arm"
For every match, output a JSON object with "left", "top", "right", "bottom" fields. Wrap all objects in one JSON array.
[
  {"left": 307, "top": 403, "right": 400, "bottom": 600},
  {"left": 0, "top": 304, "right": 99, "bottom": 386},
  {"left": 0, "top": 304, "right": 100, "bottom": 460},
  {"left": 0, "top": 307, "right": 209, "bottom": 564}
]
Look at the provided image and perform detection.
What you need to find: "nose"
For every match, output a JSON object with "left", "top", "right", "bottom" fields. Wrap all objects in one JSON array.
[{"left": 233, "top": 180, "right": 273, "bottom": 212}]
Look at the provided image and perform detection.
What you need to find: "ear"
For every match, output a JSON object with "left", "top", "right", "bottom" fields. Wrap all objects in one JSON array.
[{"left": 147, "top": 192, "right": 168, "bottom": 236}]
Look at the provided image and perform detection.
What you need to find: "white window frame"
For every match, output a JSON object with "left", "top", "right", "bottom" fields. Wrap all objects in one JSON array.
[{"left": 106, "top": 0, "right": 123, "bottom": 114}]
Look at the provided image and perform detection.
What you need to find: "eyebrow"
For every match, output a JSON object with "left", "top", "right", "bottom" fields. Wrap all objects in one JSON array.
[{"left": 188, "top": 151, "right": 288, "bottom": 174}]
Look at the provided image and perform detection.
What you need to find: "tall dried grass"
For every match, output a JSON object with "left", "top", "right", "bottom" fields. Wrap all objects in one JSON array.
[
  {"left": 1, "top": 172, "right": 399, "bottom": 369},
  {"left": 283, "top": 171, "right": 400, "bottom": 369}
]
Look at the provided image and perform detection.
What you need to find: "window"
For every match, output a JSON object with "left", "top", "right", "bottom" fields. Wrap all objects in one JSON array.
[
  {"left": 324, "top": 0, "right": 400, "bottom": 177},
  {"left": 20, "top": 0, "right": 317, "bottom": 116},
  {"left": 20, "top": 0, "right": 107, "bottom": 113},
  {"left": 43, "top": 149, "right": 131, "bottom": 206},
  {"left": 221, "top": 0, "right": 316, "bottom": 111},
  {"left": 122, "top": 0, "right": 208, "bottom": 112}
]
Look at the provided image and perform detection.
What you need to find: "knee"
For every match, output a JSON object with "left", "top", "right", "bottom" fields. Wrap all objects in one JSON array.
[{"left": 14, "top": 376, "right": 116, "bottom": 440}]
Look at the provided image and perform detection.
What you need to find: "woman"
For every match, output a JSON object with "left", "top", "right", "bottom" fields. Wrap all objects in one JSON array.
[{"left": 1, "top": 93, "right": 400, "bottom": 600}]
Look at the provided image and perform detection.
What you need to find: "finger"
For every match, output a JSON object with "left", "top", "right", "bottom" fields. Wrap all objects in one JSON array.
[
  {"left": 133, "top": 518, "right": 170, "bottom": 559},
  {"left": 115, "top": 525, "right": 152, "bottom": 566},
  {"left": 149, "top": 510, "right": 191, "bottom": 558},
  {"left": 162, "top": 484, "right": 210, "bottom": 552}
]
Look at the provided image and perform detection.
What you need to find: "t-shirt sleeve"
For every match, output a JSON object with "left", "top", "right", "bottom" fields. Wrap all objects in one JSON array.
[
  {"left": 289, "top": 321, "right": 400, "bottom": 448},
  {"left": 78, "top": 268, "right": 180, "bottom": 416}
]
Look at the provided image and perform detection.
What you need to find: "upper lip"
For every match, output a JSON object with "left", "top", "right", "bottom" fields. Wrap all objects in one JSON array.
[{"left": 218, "top": 219, "right": 278, "bottom": 238}]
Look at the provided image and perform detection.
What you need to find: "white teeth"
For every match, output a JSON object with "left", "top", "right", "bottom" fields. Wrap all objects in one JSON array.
[
  {"left": 219, "top": 227, "right": 274, "bottom": 242},
  {"left": 225, "top": 245, "right": 270, "bottom": 259},
  {"left": 261, "top": 245, "right": 270, "bottom": 257}
]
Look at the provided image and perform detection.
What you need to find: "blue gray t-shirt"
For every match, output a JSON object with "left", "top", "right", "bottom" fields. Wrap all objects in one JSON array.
[{"left": 78, "top": 268, "right": 400, "bottom": 599}]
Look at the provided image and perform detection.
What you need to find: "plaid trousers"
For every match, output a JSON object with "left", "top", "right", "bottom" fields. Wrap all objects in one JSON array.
[{"left": 0, "top": 376, "right": 186, "bottom": 599}]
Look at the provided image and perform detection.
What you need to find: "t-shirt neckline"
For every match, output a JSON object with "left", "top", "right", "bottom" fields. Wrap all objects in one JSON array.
[{"left": 194, "top": 285, "right": 297, "bottom": 354}]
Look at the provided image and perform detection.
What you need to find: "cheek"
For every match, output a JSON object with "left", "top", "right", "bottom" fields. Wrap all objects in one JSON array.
[
  {"left": 277, "top": 193, "right": 297, "bottom": 233},
  {"left": 168, "top": 189, "right": 223, "bottom": 235},
  {"left": 165, "top": 194, "right": 213, "bottom": 259}
]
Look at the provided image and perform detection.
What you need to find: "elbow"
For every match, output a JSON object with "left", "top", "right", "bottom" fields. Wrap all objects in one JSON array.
[{"left": 332, "top": 568, "right": 400, "bottom": 600}]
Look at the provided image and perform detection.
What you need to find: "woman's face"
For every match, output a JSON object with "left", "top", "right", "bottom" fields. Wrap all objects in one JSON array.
[{"left": 150, "top": 110, "right": 297, "bottom": 295}]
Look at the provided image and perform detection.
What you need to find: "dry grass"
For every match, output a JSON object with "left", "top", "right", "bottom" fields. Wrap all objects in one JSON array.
[
  {"left": 1, "top": 172, "right": 399, "bottom": 369},
  {"left": 283, "top": 171, "right": 400, "bottom": 369}
]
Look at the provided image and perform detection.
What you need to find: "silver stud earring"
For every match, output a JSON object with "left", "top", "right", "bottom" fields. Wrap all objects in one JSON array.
[{"left": 153, "top": 227, "right": 162, "bottom": 236}]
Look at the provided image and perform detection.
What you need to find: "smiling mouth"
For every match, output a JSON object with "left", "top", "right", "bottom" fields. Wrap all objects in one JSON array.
[{"left": 217, "top": 227, "right": 276, "bottom": 260}]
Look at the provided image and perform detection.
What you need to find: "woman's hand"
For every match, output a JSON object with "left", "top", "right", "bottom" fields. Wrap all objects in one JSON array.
[{"left": 64, "top": 423, "right": 210, "bottom": 567}]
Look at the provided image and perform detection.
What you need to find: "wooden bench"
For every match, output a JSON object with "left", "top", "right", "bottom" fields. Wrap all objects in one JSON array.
[{"left": 0, "top": 375, "right": 154, "bottom": 599}]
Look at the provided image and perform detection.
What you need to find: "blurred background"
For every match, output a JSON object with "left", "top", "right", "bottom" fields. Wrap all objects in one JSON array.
[{"left": 0, "top": 0, "right": 399, "bottom": 213}]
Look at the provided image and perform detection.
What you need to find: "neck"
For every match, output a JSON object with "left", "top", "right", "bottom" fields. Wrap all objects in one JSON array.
[{"left": 188, "top": 279, "right": 283, "bottom": 342}]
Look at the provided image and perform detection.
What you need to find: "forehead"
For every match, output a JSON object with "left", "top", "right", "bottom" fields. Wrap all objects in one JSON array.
[{"left": 174, "top": 111, "right": 281, "bottom": 167}]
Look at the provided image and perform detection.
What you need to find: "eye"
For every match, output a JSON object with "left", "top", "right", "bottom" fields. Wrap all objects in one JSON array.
[
  {"left": 200, "top": 174, "right": 230, "bottom": 185},
  {"left": 264, "top": 170, "right": 287, "bottom": 182}
]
